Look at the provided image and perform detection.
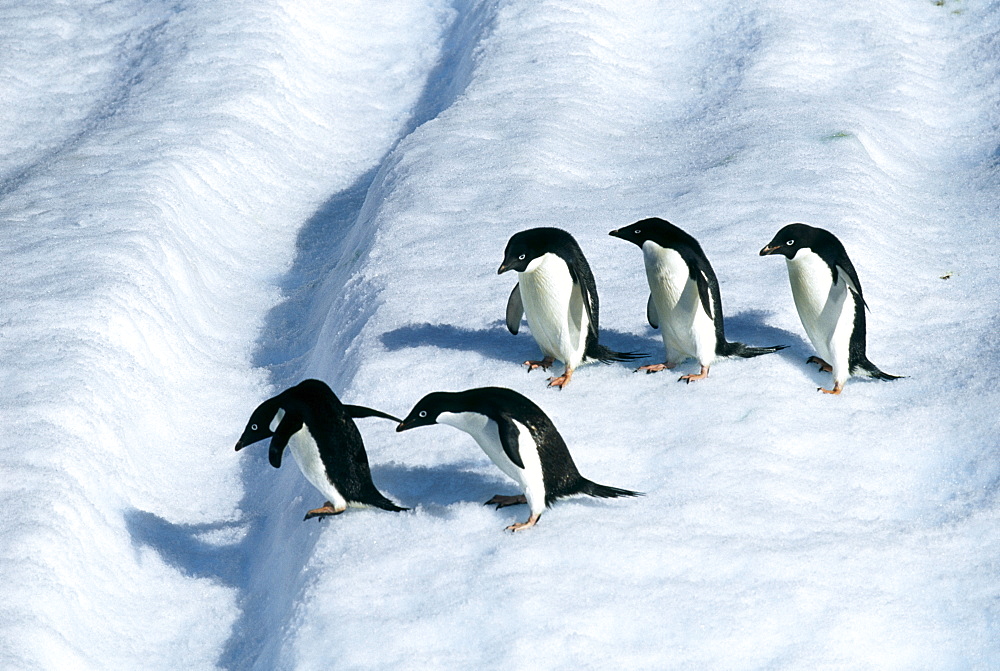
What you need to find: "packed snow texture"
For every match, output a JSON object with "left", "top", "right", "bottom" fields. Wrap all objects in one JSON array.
[{"left": 2, "top": 0, "right": 999, "bottom": 669}]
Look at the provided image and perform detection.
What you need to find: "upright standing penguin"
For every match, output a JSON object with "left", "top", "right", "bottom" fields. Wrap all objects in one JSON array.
[
  {"left": 499, "top": 227, "right": 643, "bottom": 388},
  {"left": 610, "top": 217, "right": 787, "bottom": 382},
  {"left": 235, "top": 379, "right": 407, "bottom": 520},
  {"left": 760, "top": 223, "right": 901, "bottom": 394},
  {"left": 396, "top": 387, "right": 641, "bottom": 531}
]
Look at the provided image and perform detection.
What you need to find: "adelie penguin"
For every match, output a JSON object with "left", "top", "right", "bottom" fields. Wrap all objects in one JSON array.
[
  {"left": 760, "top": 223, "right": 902, "bottom": 394},
  {"left": 499, "top": 227, "right": 643, "bottom": 388},
  {"left": 610, "top": 218, "right": 787, "bottom": 382},
  {"left": 396, "top": 387, "right": 641, "bottom": 532},
  {"left": 235, "top": 379, "right": 407, "bottom": 520}
]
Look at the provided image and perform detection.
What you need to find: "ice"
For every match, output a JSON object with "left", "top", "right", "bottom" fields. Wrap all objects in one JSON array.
[{"left": 1, "top": 0, "right": 998, "bottom": 669}]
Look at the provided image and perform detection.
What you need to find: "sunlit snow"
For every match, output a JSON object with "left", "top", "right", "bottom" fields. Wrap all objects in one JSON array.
[{"left": 2, "top": 1, "right": 999, "bottom": 669}]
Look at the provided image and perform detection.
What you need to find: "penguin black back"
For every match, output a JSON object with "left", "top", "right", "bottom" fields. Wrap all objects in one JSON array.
[
  {"left": 399, "top": 387, "right": 639, "bottom": 504},
  {"left": 235, "top": 379, "right": 407, "bottom": 515}
]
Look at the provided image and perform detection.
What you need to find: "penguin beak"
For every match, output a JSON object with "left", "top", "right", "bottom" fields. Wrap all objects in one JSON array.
[
  {"left": 497, "top": 261, "right": 511, "bottom": 274},
  {"left": 395, "top": 421, "right": 409, "bottom": 432},
  {"left": 608, "top": 228, "right": 622, "bottom": 239},
  {"left": 759, "top": 244, "right": 780, "bottom": 256},
  {"left": 234, "top": 440, "right": 245, "bottom": 451}
]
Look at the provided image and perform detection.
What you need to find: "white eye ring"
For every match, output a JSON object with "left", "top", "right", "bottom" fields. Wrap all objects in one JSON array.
[
  {"left": 418, "top": 410, "right": 427, "bottom": 418},
  {"left": 635, "top": 229, "right": 641, "bottom": 234},
  {"left": 251, "top": 424, "right": 258, "bottom": 430},
  {"left": 786, "top": 239, "right": 794, "bottom": 245},
  {"left": 518, "top": 254, "right": 525, "bottom": 260}
]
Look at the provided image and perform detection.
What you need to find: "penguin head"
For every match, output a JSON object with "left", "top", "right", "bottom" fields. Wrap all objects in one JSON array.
[
  {"left": 759, "top": 223, "right": 822, "bottom": 259},
  {"left": 498, "top": 227, "right": 573, "bottom": 274},
  {"left": 609, "top": 217, "right": 693, "bottom": 250},
  {"left": 396, "top": 392, "right": 457, "bottom": 432},
  {"left": 234, "top": 398, "right": 281, "bottom": 451}
]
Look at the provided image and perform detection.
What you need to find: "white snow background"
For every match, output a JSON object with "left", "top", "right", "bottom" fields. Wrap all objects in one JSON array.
[{"left": 2, "top": 0, "right": 999, "bottom": 669}]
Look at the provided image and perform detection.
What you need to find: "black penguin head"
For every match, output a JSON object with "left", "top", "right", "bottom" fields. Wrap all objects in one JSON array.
[
  {"left": 396, "top": 392, "right": 458, "bottom": 432},
  {"left": 609, "top": 217, "right": 695, "bottom": 250},
  {"left": 498, "top": 227, "right": 574, "bottom": 274},
  {"left": 234, "top": 397, "right": 281, "bottom": 451},
  {"left": 760, "top": 223, "right": 825, "bottom": 259}
]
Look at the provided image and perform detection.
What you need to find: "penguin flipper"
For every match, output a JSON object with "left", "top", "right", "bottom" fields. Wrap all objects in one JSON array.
[
  {"left": 506, "top": 283, "right": 523, "bottom": 335},
  {"left": 836, "top": 264, "right": 869, "bottom": 312},
  {"left": 646, "top": 294, "right": 658, "bottom": 329},
  {"left": 269, "top": 413, "right": 303, "bottom": 469},
  {"left": 344, "top": 405, "right": 402, "bottom": 423},
  {"left": 496, "top": 415, "right": 525, "bottom": 469},
  {"left": 694, "top": 269, "right": 714, "bottom": 320}
]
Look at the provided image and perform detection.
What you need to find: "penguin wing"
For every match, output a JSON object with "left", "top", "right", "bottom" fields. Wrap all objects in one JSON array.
[
  {"left": 269, "top": 413, "right": 303, "bottom": 469},
  {"left": 835, "top": 263, "right": 869, "bottom": 311},
  {"left": 505, "top": 283, "right": 523, "bottom": 335},
  {"left": 496, "top": 414, "right": 525, "bottom": 469},
  {"left": 344, "top": 405, "right": 402, "bottom": 423},
  {"left": 568, "top": 255, "right": 601, "bottom": 337},
  {"left": 647, "top": 294, "right": 659, "bottom": 329}
]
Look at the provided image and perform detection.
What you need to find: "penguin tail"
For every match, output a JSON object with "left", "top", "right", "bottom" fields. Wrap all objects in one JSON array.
[
  {"left": 587, "top": 343, "right": 647, "bottom": 364},
  {"left": 579, "top": 480, "right": 644, "bottom": 500},
  {"left": 722, "top": 342, "right": 788, "bottom": 359},
  {"left": 368, "top": 493, "right": 410, "bottom": 512},
  {"left": 856, "top": 358, "right": 904, "bottom": 382}
]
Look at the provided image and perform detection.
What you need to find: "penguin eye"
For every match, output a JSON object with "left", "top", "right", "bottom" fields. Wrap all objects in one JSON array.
[
  {"left": 251, "top": 424, "right": 258, "bottom": 431},
  {"left": 418, "top": 410, "right": 427, "bottom": 418},
  {"left": 518, "top": 254, "right": 525, "bottom": 260},
  {"left": 786, "top": 239, "right": 794, "bottom": 246},
  {"left": 634, "top": 229, "right": 641, "bottom": 234}
]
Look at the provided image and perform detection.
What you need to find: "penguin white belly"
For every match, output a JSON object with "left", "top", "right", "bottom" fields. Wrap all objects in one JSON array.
[
  {"left": 517, "top": 253, "right": 589, "bottom": 368},
  {"left": 438, "top": 412, "right": 546, "bottom": 516},
  {"left": 287, "top": 428, "right": 349, "bottom": 510},
  {"left": 643, "top": 243, "right": 716, "bottom": 365},
  {"left": 786, "top": 251, "right": 853, "bottom": 380}
]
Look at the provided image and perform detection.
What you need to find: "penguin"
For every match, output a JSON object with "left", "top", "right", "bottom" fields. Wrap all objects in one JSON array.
[
  {"left": 759, "top": 223, "right": 902, "bottom": 394},
  {"left": 499, "top": 227, "right": 644, "bottom": 388},
  {"left": 235, "top": 379, "right": 407, "bottom": 520},
  {"left": 610, "top": 217, "right": 787, "bottom": 382},
  {"left": 396, "top": 386, "right": 641, "bottom": 531}
]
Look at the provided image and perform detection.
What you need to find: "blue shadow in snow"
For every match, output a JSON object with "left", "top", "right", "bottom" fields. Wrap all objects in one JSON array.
[{"left": 380, "top": 320, "right": 662, "bottom": 365}]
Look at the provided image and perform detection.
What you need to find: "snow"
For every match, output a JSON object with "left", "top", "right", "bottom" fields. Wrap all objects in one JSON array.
[{"left": 1, "top": 0, "right": 999, "bottom": 669}]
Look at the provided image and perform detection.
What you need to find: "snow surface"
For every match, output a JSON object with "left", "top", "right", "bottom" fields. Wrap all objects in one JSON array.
[{"left": 2, "top": 0, "right": 999, "bottom": 669}]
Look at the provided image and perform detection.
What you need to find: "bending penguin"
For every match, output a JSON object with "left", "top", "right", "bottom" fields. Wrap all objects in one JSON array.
[
  {"left": 499, "top": 227, "right": 643, "bottom": 389},
  {"left": 396, "top": 387, "right": 641, "bottom": 532},
  {"left": 610, "top": 217, "right": 787, "bottom": 382},
  {"left": 235, "top": 379, "right": 407, "bottom": 520},
  {"left": 760, "top": 223, "right": 902, "bottom": 394}
]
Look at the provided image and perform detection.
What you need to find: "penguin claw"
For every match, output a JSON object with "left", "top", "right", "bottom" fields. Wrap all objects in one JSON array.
[
  {"left": 807, "top": 356, "right": 833, "bottom": 373},
  {"left": 635, "top": 363, "right": 673, "bottom": 374},
  {"left": 506, "top": 513, "right": 541, "bottom": 532},
  {"left": 485, "top": 494, "right": 527, "bottom": 509},
  {"left": 677, "top": 366, "right": 710, "bottom": 384},
  {"left": 524, "top": 357, "right": 555, "bottom": 372},
  {"left": 303, "top": 502, "right": 346, "bottom": 520}
]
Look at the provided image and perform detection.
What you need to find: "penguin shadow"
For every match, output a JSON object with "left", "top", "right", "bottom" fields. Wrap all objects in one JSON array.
[
  {"left": 380, "top": 321, "right": 663, "bottom": 367},
  {"left": 375, "top": 462, "right": 510, "bottom": 511},
  {"left": 123, "top": 509, "right": 245, "bottom": 588},
  {"left": 723, "top": 309, "right": 808, "bottom": 356}
]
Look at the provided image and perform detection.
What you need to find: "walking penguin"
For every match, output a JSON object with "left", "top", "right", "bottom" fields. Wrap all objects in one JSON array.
[
  {"left": 397, "top": 386, "right": 641, "bottom": 531},
  {"left": 760, "top": 223, "right": 901, "bottom": 394},
  {"left": 235, "top": 379, "right": 407, "bottom": 519},
  {"left": 499, "top": 227, "right": 643, "bottom": 388}
]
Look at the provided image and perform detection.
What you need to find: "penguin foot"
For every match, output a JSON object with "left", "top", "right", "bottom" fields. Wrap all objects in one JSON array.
[
  {"left": 818, "top": 381, "right": 844, "bottom": 395},
  {"left": 485, "top": 494, "right": 527, "bottom": 509},
  {"left": 506, "top": 513, "right": 541, "bottom": 532},
  {"left": 807, "top": 356, "right": 833, "bottom": 373},
  {"left": 678, "top": 366, "right": 710, "bottom": 384},
  {"left": 524, "top": 357, "right": 555, "bottom": 372},
  {"left": 635, "top": 362, "right": 675, "bottom": 374},
  {"left": 547, "top": 368, "right": 574, "bottom": 389},
  {"left": 303, "top": 501, "right": 347, "bottom": 520}
]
